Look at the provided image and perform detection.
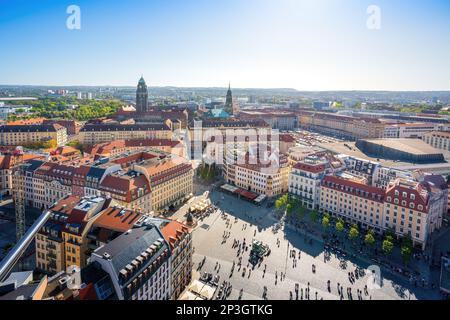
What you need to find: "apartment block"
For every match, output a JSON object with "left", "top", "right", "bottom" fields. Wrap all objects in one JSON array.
[
  {"left": 0, "top": 124, "right": 68, "bottom": 147},
  {"left": 79, "top": 123, "right": 172, "bottom": 145},
  {"left": 90, "top": 225, "right": 172, "bottom": 300},
  {"left": 423, "top": 131, "right": 450, "bottom": 151}
]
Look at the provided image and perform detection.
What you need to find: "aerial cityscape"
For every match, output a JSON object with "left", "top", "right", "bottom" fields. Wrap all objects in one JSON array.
[{"left": 1, "top": 0, "right": 450, "bottom": 310}]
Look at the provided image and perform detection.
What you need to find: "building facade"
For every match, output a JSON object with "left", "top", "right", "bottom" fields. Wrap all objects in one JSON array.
[
  {"left": 423, "top": 131, "right": 450, "bottom": 151},
  {"left": 35, "top": 196, "right": 109, "bottom": 274},
  {"left": 90, "top": 225, "right": 171, "bottom": 300},
  {"left": 79, "top": 124, "right": 172, "bottom": 145},
  {"left": 319, "top": 173, "right": 446, "bottom": 249},
  {"left": 0, "top": 124, "right": 68, "bottom": 147},
  {"left": 289, "top": 156, "right": 328, "bottom": 209}
]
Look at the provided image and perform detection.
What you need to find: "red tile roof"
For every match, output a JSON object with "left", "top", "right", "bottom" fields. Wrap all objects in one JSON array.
[
  {"left": 385, "top": 179, "right": 429, "bottom": 213},
  {"left": 94, "top": 207, "right": 143, "bottom": 233},
  {"left": 322, "top": 175, "right": 385, "bottom": 202},
  {"left": 160, "top": 220, "right": 190, "bottom": 249},
  {"left": 293, "top": 162, "right": 326, "bottom": 174}
]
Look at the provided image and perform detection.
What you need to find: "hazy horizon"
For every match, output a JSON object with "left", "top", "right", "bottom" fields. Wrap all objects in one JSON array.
[
  {"left": 2, "top": 83, "right": 450, "bottom": 94},
  {"left": 1, "top": 0, "right": 450, "bottom": 91}
]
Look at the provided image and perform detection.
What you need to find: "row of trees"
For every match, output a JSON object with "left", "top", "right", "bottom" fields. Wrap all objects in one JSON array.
[
  {"left": 275, "top": 194, "right": 318, "bottom": 222},
  {"left": 23, "top": 139, "right": 57, "bottom": 150},
  {"left": 275, "top": 194, "right": 415, "bottom": 265},
  {"left": 325, "top": 215, "right": 413, "bottom": 263}
]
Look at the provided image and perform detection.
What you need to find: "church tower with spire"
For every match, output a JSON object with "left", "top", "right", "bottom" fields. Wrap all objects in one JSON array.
[
  {"left": 225, "top": 82, "right": 233, "bottom": 114},
  {"left": 136, "top": 76, "right": 149, "bottom": 113}
]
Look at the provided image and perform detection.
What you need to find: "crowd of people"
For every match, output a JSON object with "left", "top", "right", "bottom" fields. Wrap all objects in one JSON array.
[{"left": 196, "top": 208, "right": 384, "bottom": 301}]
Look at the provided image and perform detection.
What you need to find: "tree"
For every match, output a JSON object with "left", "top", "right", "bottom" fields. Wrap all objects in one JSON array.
[
  {"left": 23, "top": 139, "right": 57, "bottom": 150},
  {"left": 66, "top": 140, "right": 84, "bottom": 153},
  {"left": 382, "top": 239, "right": 394, "bottom": 256},
  {"left": 309, "top": 210, "right": 319, "bottom": 224},
  {"left": 348, "top": 227, "right": 359, "bottom": 242},
  {"left": 275, "top": 194, "right": 289, "bottom": 211},
  {"left": 322, "top": 215, "right": 330, "bottom": 229},
  {"left": 296, "top": 205, "right": 307, "bottom": 220},
  {"left": 275, "top": 199, "right": 284, "bottom": 211},
  {"left": 384, "top": 228, "right": 396, "bottom": 243},
  {"left": 335, "top": 219, "right": 345, "bottom": 234},
  {"left": 286, "top": 203, "right": 293, "bottom": 215},
  {"left": 401, "top": 246, "right": 413, "bottom": 265},
  {"left": 400, "top": 235, "right": 414, "bottom": 265},
  {"left": 364, "top": 232, "right": 376, "bottom": 247},
  {"left": 401, "top": 234, "right": 413, "bottom": 248}
]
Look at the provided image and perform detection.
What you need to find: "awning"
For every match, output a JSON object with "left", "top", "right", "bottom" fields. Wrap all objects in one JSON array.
[
  {"left": 221, "top": 184, "right": 238, "bottom": 193},
  {"left": 235, "top": 189, "right": 258, "bottom": 200},
  {"left": 255, "top": 194, "right": 267, "bottom": 203}
]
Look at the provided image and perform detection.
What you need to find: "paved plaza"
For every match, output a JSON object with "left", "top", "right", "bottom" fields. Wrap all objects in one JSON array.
[{"left": 191, "top": 189, "right": 442, "bottom": 300}]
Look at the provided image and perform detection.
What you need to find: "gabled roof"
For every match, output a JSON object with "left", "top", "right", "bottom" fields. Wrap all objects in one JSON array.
[
  {"left": 322, "top": 175, "right": 385, "bottom": 202},
  {"left": 93, "top": 225, "right": 169, "bottom": 278},
  {"left": 160, "top": 220, "right": 190, "bottom": 249},
  {"left": 94, "top": 207, "right": 143, "bottom": 233}
]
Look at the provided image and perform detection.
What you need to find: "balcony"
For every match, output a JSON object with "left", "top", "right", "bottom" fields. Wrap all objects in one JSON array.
[{"left": 47, "top": 252, "right": 57, "bottom": 260}]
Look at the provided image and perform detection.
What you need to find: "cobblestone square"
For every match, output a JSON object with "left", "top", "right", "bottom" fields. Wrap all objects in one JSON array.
[{"left": 191, "top": 190, "right": 441, "bottom": 300}]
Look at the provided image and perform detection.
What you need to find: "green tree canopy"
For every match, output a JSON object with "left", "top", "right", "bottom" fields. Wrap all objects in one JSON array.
[
  {"left": 401, "top": 246, "right": 413, "bottom": 265},
  {"left": 364, "top": 232, "right": 376, "bottom": 247},
  {"left": 322, "top": 216, "right": 330, "bottom": 229},
  {"left": 309, "top": 210, "right": 319, "bottom": 223},
  {"left": 349, "top": 227, "right": 359, "bottom": 241},
  {"left": 335, "top": 220, "right": 345, "bottom": 234},
  {"left": 382, "top": 240, "right": 394, "bottom": 256}
]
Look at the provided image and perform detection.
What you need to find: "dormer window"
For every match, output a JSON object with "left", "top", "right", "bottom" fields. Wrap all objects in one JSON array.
[
  {"left": 395, "top": 190, "right": 399, "bottom": 196},
  {"left": 418, "top": 205, "right": 423, "bottom": 211},
  {"left": 410, "top": 194, "right": 415, "bottom": 200},
  {"left": 409, "top": 203, "right": 415, "bottom": 209},
  {"left": 402, "top": 192, "right": 407, "bottom": 198}
]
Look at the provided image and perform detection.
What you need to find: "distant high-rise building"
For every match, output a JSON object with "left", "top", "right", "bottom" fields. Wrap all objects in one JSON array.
[
  {"left": 136, "top": 76, "right": 149, "bottom": 113},
  {"left": 87, "top": 92, "right": 93, "bottom": 100},
  {"left": 77, "top": 92, "right": 83, "bottom": 100}
]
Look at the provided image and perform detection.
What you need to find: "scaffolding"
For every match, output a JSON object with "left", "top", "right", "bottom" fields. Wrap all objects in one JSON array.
[{"left": 13, "top": 165, "right": 26, "bottom": 242}]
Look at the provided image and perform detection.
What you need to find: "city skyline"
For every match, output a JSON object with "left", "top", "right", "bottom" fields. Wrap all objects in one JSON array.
[{"left": 1, "top": 0, "right": 450, "bottom": 91}]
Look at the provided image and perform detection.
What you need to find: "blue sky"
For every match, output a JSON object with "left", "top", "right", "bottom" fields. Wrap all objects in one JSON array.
[{"left": 0, "top": 0, "right": 450, "bottom": 90}]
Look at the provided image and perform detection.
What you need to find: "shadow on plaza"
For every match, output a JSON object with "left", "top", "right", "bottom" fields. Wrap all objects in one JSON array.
[
  {"left": 283, "top": 227, "right": 437, "bottom": 300},
  {"left": 208, "top": 190, "right": 439, "bottom": 300},
  {"left": 209, "top": 190, "right": 277, "bottom": 231}
]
